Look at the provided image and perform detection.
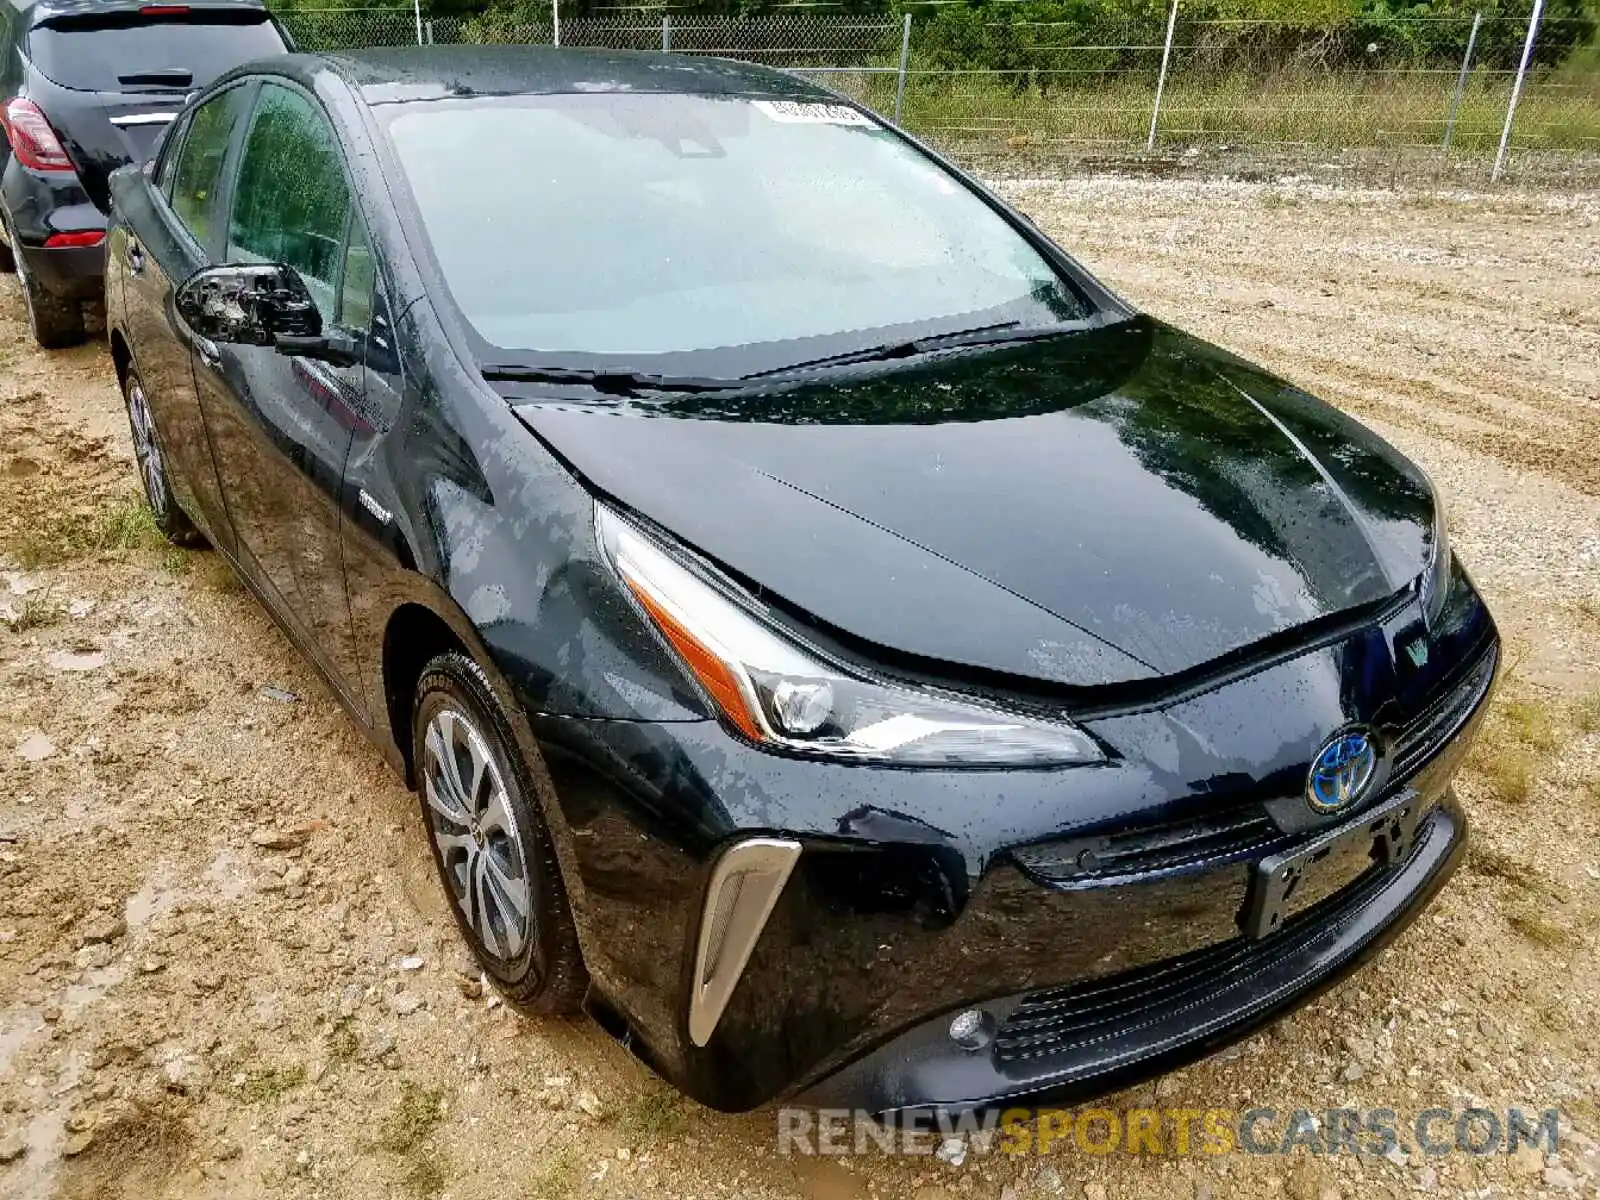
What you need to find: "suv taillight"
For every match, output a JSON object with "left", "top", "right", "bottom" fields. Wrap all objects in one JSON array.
[{"left": 1, "top": 99, "right": 75, "bottom": 173}]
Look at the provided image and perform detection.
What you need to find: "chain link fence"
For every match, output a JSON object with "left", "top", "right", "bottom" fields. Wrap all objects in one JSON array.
[{"left": 276, "top": 5, "right": 1600, "bottom": 184}]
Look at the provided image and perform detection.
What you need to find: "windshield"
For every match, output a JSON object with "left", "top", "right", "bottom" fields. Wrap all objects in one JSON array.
[
  {"left": 382, "top": 93, "right": 1090, "bottom": 367},
  {"left": 28, "top": 12, "right": 286, "bottom": 93}
]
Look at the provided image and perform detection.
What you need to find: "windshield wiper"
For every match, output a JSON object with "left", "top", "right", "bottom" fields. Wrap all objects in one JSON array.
[
  {"left": 481, "top": 365, "right": 739, "bottom": 395},
  {"left": 747, "top": 320, "right": 1086, "bottom": 380}
]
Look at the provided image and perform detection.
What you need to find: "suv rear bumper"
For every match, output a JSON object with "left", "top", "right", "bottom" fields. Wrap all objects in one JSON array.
[
  {"left": 2, "top": 160, "right": 105, "bottom": 300},
  {"left": 18, "top": 241, "right": 105, "bottom": 300}
]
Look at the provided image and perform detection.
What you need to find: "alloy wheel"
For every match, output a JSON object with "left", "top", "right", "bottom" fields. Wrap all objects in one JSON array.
[
  {"left": 126, "top": 378, "right": 168, "bottom": 520},
  {"left": 421, "top": 707, "right": 533, "bottom": 961}
]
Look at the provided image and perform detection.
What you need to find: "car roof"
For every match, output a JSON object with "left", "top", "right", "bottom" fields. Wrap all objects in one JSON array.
[
  {"left": 311, "top": 45, "right": 837, "bottom": 105},
  {"left": 9, "top": 0, "right": 269, "bottom": 25}
]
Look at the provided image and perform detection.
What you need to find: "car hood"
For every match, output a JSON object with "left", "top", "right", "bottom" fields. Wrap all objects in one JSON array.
[{"left": 514, "top": 317, "right": 1436, "bottom": 688}]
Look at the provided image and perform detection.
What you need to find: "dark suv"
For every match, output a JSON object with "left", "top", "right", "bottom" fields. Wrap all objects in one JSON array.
[{"left": 0, "top": 0, "right": 289, "bottom": 346}]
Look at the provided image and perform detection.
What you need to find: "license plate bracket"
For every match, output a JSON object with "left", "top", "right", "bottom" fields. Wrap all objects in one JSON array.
[{"left": 1240, "top": 788, "right": 1428, "bottom": 940}]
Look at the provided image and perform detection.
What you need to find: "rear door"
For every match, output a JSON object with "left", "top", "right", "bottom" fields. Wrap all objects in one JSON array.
[
  {"left": 22, "top": 6, "right": 287, "bottom": 210},
  {"left": 114, "top": 79, "right": 256, "bottom": 552}
]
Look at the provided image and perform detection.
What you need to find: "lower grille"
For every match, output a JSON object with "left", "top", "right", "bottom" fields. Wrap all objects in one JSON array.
[
  {"left": 1012, "top": 806, "right": 1289, "bottom": 887},
  {"left": 993, "top": 845, "right": 1406, "bottom": 1064}
]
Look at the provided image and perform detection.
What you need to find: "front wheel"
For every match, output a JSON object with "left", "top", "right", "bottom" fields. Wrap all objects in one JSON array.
[
  {"left": 412, "top": 651, "right": 587, "bottom": 1013},
  {"left": 123, "top": 368, "right": 202, "bottom": 545}
]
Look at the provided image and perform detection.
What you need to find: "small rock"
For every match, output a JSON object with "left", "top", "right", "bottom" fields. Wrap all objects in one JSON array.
[
  {"left": 259, "top": 686, "right": 300, "bottom": 703},
  {"left": 360, "top": 1031, "right": 395, "bottom": 1062},
  {"left": 250, "top": 821, "right": 324, "bottom": 851},
  {"left": 41, "top": 1004, "right": 62, "bottom": 1025},
  {"left": 395, "top": 955, "right": 425, "bottom": 972},
  {"left": 1543, "top": 1165, "right": 1581, "bottom": 1191},
  {"left": 138, "top": 958, "right": 164, "bottom": 975},
  {"left": 1416, "top": 1165, "right": 1438, "bottom": 1192},
  {"left": 1082, "top": 1183, "right": 1107, "bottom": 1200},
  {"left": 0, "top": 1132, "right": 26, "bottom": 1163},
  {"left": 46, "top": 649, "right": 106, "bottom": 672},
  {"left": 456, "top": 974, "right": 483, "bottom": 1001},
  {"left": 1340, "top": 1061, "right": 1365, "bottom": 1082},
  {"left": 575, "top": 1090, "right": 604, "bottom": 1119},
  {"left": 80, "top": 914, "right": 127, "bottom": 945},
  {"left": 62, "top": 1131, "right": 94, "bottom": 1157},
  {"left": 389, "top": 992, "right": 425, "bottom": 1017},
  {"left": 1510, "top": 1143, "right": 1545, "bottom": 1176},
  {"left": 162, "top": 1056, "right": 212, "bottom": 1098},
  {"left": 1034, "top": 1166, "right": 1065, "bottom": 1196},
  {"left": 1341, "top": 1034, "right": 1376, "bottom": 1066},
  {"left": 337, "top": 984, "right": 364, "bottom": 1017},
  {"left": 282, "top": 867, "right": 307, "bottom": 890},
  {"left": 934, "top": 1137, "right": 967, "bottom": 1167},
  {"left": 1383, "top": 1144, "right": 1407, "bottom": 1168},
  {"left": 17, "top": 733, "right": 54, "bottom": 762},
  {"left": 76, "top": 943, "right": 114, "bottom": 970}
]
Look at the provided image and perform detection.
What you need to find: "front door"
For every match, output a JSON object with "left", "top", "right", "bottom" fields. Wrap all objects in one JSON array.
[
  {"left": 119, "top": 82, "right": 256, "bottom": 553},
  {"left": 191, "top": 80, "right": 366, "bottom": 704}
]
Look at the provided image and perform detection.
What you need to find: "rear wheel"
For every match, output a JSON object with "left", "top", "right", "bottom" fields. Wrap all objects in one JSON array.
[
  {"left": 412, "top": 652, "right": 587, "bottom": 1013},
  {"left": 123, "top": 368, "right": 202, "bottom": 545}
]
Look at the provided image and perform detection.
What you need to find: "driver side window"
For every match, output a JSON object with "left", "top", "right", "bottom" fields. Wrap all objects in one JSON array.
[{"left": 226, "top": 82, "right": 349, "bottom": 325}]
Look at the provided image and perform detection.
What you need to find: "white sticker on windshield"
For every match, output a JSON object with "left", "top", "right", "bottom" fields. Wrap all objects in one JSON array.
[{"left": 751, "top": 100, "right": 875, "bottom": 127}]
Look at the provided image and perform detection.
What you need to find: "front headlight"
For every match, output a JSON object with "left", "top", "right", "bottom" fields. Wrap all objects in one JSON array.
[
  {"left": 596, "top": 503, "right": 1103, "bottom": 768},
  {"left": 1419, "top": 500, "right": 1452, "bottom": 628}
]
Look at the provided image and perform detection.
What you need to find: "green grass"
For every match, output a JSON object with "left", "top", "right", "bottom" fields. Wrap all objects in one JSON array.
[
  {"left": 11, "top": 493, "right": 166, "bottom": 569},
  {"left": 236, "top": 1064, "right": 306, "bottom": 1104},
  {"left": 1573, "top": 694, "right": 1600, "bottom": 735},
  {"left": 845, "top": 66, "right": 1600, "bottom": 156},
  {"left": 4, "top": 590, "right": 64, "bottom": 634},
  {"left": 376, "top": 1081, "right": 446, "bottom": 1154},
  {"left": 617, "top": 1088, "right": 688, "bottom": 1139},
  {"left": 524, "top": 1147, "right": 582, "bottom": 1200}
]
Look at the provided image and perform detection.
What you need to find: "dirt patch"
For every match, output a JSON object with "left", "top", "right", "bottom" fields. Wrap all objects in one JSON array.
[{"left": 1, "top": 182, "right": 1599, "bottom": 1200}]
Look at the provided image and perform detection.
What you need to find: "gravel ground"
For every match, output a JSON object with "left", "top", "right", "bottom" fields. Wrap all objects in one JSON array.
[{"left": 1, "top": 178, "right": 1598, "bottom": 1200}]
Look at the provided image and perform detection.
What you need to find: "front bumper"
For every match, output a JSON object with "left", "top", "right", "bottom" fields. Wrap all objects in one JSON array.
[
  {"left": 803, "top": 796, "right": 1464, "bottom": 1120},
  {"left": 533, "top": 574, "right": 1496, "bottom": 1115}
]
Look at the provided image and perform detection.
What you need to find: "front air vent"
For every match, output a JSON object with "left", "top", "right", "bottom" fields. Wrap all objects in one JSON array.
[
  {"left": 688, "top": 838, "right": 800, "bottom": 1047},
  {"left": 1012, "top": 805, "right": 1290, "bottom": 887}
]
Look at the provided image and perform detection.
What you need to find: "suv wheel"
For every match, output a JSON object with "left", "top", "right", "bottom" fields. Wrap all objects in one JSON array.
[
  {"left": 412, "top": 651, "right": 587, "bottom": 1014},
  {"left": 123, "top": 368, "right": 201, "bottom": 544}
]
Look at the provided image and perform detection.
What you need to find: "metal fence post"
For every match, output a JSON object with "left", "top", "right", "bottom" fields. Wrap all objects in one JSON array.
[
  {"left": 894, "top": 12, "right": 912, "bottom": 124},
  {"left": 1492, "top": 0, "right": 1545, "bottom": 181},
  {"left": 1442, "top": 11, "right": 1482, "bottom": 150},
  {"left": 552, "top": 0, "right": 560, "bottom": 47},
  {"left": 1147, "top": 0, "right": 1179, "bottom": 151},
  {"left": 662, "top": 13, "right": 671, "bottom": 52},
  {"left": 412, "top": 0, "right": 423, "bottom": 46}
]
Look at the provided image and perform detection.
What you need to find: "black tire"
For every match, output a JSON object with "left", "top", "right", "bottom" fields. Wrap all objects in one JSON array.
[
  {"left": 16, "top": 258, "right": 85, "bottom": 349},
  {"left": 412, "top": 651, "right": 587, "bottom": 1014},
  {"left": 122, "top": 367, "right": 203, "bottom": 546},
  {"left": 0, "top": 234, "right": 14, "bottom": 274}
]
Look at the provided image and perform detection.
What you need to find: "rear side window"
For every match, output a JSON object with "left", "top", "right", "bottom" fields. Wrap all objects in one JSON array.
[
  {"left": 170, "top": 85, "right": 252, "bottom": 251},
  {"left": 155, "top": 111, "right": 192, "bottom": 197},
  {"left": 226, "top": 83, "right": 350, "bottom": 323},
  {"left": 26, "top": 12, "right": 285, "bottom": 94}
]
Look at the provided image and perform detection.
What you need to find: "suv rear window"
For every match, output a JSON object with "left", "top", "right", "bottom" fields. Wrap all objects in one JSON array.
[{"left": 27, "top": 11, "right": 286, "bottom": 93}]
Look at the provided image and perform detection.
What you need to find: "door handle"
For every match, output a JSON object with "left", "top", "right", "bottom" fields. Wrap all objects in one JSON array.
[
  {"left": 126, "top": 240, "right": 145, "bottom": 275},
  {"left": 196, "top": 337, "right": 221, "bottom": 369}
]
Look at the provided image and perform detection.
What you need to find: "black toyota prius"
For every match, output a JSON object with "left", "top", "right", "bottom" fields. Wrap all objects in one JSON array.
[{"left": 104, "top": 46, "right": 1498, "bottom": 1120}]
